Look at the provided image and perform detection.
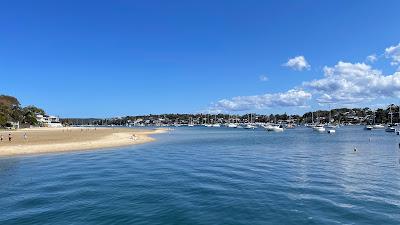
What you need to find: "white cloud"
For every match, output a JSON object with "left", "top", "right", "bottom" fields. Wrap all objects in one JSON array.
[
  {"left": 303, "top": 61, "right": 400, "bottom": 103},
  {"left": 283, "top": 56, "right": 310, "bottom": 71},
  {"left": 385, "top": 43, "right": 400, "bottom": 66},
  {"left": 211, "top": 89, "right": 312, "bottom": 112},
  {"left": 366, "top": 54, "right": 378, "bottom": 63},
  {"left": 259, "top": 75, "right": 268, "bottom": 82},
  {"left": 207, "top": 42, "right": 400, "bottom": 112}
]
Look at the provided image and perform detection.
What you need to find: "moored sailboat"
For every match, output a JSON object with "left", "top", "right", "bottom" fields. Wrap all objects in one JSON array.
[{"left": 313, "top": 124, "right": 326, "bottom": 132}]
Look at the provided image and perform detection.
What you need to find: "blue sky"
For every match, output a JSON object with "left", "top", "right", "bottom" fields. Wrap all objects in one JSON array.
[{"left": 1, "top": 0, "right": 400, "bottom": 117}]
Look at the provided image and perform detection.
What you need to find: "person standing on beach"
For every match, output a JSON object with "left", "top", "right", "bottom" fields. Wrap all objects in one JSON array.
[
  {"left": 23, "top": 132, "right": 28, "bottom": 141},
  {"left": 0, "top": 134, "right": 3, "bottom": 142},
  {"left": 8, "top": 133, "right": 12, "bottom": 142}
]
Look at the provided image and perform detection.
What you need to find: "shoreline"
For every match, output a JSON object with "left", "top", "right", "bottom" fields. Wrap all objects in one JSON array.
[{"left": 0, "top": 127, "right": 168, "bottom": 157}]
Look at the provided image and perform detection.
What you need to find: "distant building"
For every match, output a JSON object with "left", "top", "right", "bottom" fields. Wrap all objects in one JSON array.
[{"left": 36, "top": 114, "right": 63, "bottom": 127}]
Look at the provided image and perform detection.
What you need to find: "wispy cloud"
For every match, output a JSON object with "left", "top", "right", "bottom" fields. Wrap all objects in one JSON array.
[
  {"left": 283, "top": 56, "right": 310, "bottom": 71},
  {"left": 210, "top": 89, "right": 312, "bottom": 112},
  {"left": 366, "top": 54, "right": 378, "bottom": 63},
  {"left": 259, "top": 75, "right": 269, "bottom": 82},
  {"left": 385, "top": 43, "right": 400, "bottom": 66}
]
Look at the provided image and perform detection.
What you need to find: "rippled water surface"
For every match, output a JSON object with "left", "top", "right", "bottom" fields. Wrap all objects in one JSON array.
[{"left": 1, "top": 126, "right": 400, "bottom": 225}]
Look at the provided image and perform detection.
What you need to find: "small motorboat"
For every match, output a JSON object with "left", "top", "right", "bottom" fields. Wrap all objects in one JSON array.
[
  {"left": 264, "top": 124, "right": 274, "bottom": 131},
  {"left": 244, "top": 124, "right": 256, "bottom": 129},
  {"left": 327, "top": 129, "right": 336, "bottom": 134},
  {"left": 227, "top": 123, "right": 238, "bottom": 128},
  {"left": 271, "top": 125, "right": 284, "bottom": 132},
  {"left": 265, "top": 124, "right": 284, "bottom": 132},
  {"left": 385, "top": 127, "right": 396, "bottom": 133},
  {"left": 364, "top": 125, "right": 373, "bottom": 130},
  {"left": 373, "top": 124, "right": 385, "bottom": 129}
]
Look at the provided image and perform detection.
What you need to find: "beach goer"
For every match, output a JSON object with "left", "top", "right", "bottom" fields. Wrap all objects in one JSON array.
[
  {"left": 23, "top": 132, "right": 28, "bottom": 141},
  {"left": 0, "top": 134, "right": 3, "bottom": 142},
  {"left": 8, "top": 133, "right": 12, "bottom": 142}
]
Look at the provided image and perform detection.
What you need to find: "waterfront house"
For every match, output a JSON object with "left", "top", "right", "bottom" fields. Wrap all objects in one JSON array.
[{"left": 36, "top": 114, "right": 63, "bottom": 127}]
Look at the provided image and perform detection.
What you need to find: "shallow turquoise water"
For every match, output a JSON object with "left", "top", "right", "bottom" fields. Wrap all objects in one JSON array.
[{"left": 1, "top": 126, "right": 400, "bottom": 224}]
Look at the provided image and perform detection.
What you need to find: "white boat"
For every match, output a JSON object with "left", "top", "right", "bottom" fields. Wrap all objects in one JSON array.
[
  {"left": 227, "top": 123, "right": 238, "bottom": 128},
  {"left": 326, "top": 108, "right": 336, "bottom": 129},
  {"left": 204, "top": 115, "right": 212, "bottom": 127},
  {"left": 244, "top": 114, "right": 256, "bottom": 129},
  {"left": 385, "top": 127, "right": 396, "bottom": 132},
  {"left": 364, "top": 125, "right": 373, "bottom": 130},
  {"left": 306, "top": 124, "right": 316, "bottom": 128},
  {"left": 188, "top": 117, "right": 194, "bottom": 127},
  {"left": 271, "top": 125, "right": 284, "bottom": 132},
  {"left": 385, "top": 106, "right": 396, "bottom": 132},
  {"left": 265, "top": 124, "right": 284, "bottom": 132},
  {"left": 313, "top": 125, "right": 326, "bottom": 132},
  {"left": 327, "top": 129, "right": 336, "bottom": 134},
  {"left": 264, "top": 124, "right": 274, "bottom": 131},
  {"left": 212, "top": 115, "right": 220, "bottom": 127},
  {"left": 244, "top": 124, "right": 256, "bottom": 129},
  {"left": 372, "top": 124, "right": 385, "bottom": 129}
]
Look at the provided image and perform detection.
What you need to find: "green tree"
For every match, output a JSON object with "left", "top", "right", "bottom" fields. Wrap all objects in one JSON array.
[
  {"left": 0, "top": 95, "right": 20, "bottom": 107},
  {"left": 0, "top": 113, "right": 7, "bottom": 127}
]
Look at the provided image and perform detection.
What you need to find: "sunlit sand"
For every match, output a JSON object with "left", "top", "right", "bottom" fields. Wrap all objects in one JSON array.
[{"left": 0, "top": 127, "right": 167, "bottom": 157}]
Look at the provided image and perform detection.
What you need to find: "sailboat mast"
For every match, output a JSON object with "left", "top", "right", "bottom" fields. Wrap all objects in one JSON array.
[
  {"left": 311, "top": 111, "right": 314, "bottom": 124},
  {"left": 373, "top": 110, "right": 376, "bottom": 124}
]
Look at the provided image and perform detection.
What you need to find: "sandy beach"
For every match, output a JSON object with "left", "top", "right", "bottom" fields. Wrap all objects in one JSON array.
[{"left": 0, "top": 127, "right": 167, "bottom": 157}]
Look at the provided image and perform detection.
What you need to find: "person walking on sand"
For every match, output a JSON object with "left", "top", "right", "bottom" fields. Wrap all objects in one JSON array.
[
  {"left": 8, "top": 133, "right": 12, "bottom": 142},
  {"left": 0, "top": 134, "right": 3, "bottom": 142},
  {"left": 23, "top": 132, "right": 28, "bottom": 141}
]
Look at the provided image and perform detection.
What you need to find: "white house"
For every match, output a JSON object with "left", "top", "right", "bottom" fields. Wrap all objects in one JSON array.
[{"left": 36, "top": 114, "right": 63, "bottom": 127}]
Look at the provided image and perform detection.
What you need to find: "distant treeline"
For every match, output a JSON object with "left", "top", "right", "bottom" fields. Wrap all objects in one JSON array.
[
  {"left": 3, "top": 94, "right": 398, "bottom": 127},
  {"left": 0, "top": 95, "right": 45, "bottom": 128},
  {"left": 61, "top": 104, "right": 400, "bottom": 126}
]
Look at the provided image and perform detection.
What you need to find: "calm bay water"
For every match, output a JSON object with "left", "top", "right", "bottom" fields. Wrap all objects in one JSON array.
[{"left": 1, "top": 126, "right": 400, "bottom": 224}]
